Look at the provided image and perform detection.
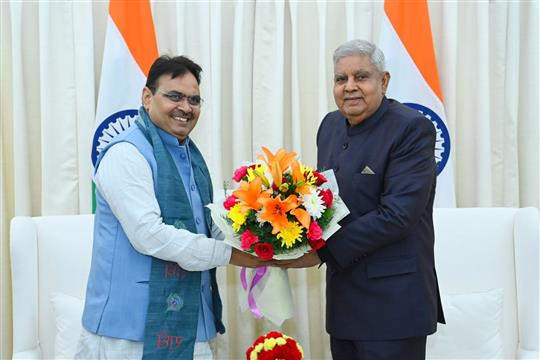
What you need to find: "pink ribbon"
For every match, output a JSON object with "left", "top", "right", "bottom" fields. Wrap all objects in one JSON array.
[{"left": 240, "top": 266, "right": 268, "bottom": 319}]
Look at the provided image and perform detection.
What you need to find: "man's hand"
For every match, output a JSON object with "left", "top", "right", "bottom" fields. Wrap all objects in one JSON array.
[
  {"left": 229, "top": 248, "right": 271, "bottom": 268},
  {"left": 273, "top": 250, "right": 321, "bottom": 269}
]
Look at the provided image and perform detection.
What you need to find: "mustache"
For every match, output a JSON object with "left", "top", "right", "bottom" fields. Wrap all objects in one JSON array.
[{"left": 171, "top": 110, "right": 194, "bottom": 120}]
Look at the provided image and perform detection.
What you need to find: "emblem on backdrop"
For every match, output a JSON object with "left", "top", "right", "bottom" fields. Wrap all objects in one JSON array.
[
  {"left": 404, "top": 103, "right": 451, "bottom": 176},
  {"left": 91, "top": 109, "right": 138, "bottom": 166}
]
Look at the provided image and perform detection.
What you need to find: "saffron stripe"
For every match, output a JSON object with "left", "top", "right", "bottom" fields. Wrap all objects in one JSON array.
[
  {"left": 384, "top": 0, "right": 443, "bottom": 101},
  {"left": 109, "top": 0, "right": 158, "bottom": 77}
]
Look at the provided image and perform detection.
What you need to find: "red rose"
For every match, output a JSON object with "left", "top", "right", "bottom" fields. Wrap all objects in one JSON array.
[
  {"left": 254, "top": 243, "right": 274, "bottom": 260},
  {"left": 232, "top": 165, "right": 249, "bottom": 182},
  {"left": 308, "top": 238, "right": 326, "bottom": 250},
  {"left": 252, "top": 335, "right": 265, "bottom": 346},
  {"left": 240, "top": 230, "right": 259, "bottom": 250},
  {"left": 313, "top": 171, "right": 327, "bottom": 186},
  {"left": 319, "top": 188, "right": 333, "bottom": 208},
  {"left": 246, "top": 331, "right": 303, "bottom": 360},
  {"left": 245, "top": 346, "right": 254, "bottom": 359},
  {"left": 223, "top": 195, "right": 237, "bottom": 210},
  {"left": 276, "top": 339, "right": 302, "bottom": 360},
  {"left": 307, "top": 221, "right": 322, "bottom": 241}
]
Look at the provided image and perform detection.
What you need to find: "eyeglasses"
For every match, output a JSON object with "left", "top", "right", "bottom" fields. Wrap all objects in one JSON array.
[{"left": 154, "top": 88, "right": 203, "bottom": 107}]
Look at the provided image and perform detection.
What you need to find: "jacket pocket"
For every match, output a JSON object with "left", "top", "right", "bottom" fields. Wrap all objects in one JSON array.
[
  {"left": 366, "top": 257, "right": 417, "bottom": 279},
  {"left": 353, "top": 173, "right": 382, "bottom": 204}
]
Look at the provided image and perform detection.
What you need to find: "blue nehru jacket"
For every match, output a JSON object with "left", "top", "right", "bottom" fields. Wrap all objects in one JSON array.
[{"left": 157, "top": 128, "right": 216, "bottom": 341}]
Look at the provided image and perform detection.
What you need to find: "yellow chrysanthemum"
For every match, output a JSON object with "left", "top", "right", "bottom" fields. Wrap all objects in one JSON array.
[
  {"left": 263, "top": 338, "right": 277, "bottom": 351},
  {"left": 277, "top": 221, "right": 303, "bottom": 248},
  {"left": 228, "top": 203, "right": 247, "bottom": 232}
]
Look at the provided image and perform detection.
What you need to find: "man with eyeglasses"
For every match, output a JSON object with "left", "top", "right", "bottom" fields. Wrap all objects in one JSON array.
[{"left": 76, "top": 55, "right": 268, "bottom": 360}]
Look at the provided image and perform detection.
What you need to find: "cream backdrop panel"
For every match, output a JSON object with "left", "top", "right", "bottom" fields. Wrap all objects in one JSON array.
[{"left": 1, "top": 1, "right": 539, "bottom": 359}]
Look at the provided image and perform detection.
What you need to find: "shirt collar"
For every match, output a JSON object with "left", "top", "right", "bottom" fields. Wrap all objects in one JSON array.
[{"left": 156, "top": 127, "right": 190, "bottom": 148}]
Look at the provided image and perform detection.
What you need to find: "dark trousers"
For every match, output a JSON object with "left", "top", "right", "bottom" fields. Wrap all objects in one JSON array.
[{"left": 330, "top": 336, "right": 427, "bottom": 360}]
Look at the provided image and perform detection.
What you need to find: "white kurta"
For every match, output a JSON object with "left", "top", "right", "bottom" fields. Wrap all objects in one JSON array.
[{"left": 75, "top": 142, "right": 231, "bottom": 359}]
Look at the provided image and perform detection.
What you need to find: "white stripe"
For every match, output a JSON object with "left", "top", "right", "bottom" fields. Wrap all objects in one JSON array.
[
  {"left": 379, "top": 15, "right": 445, "bottom": 116},
  {"left": 378, "top": 13, "right": 456, "bottom": 207},
  {"left": 95, "top": 16, "right": 147, "bottom": 127}
]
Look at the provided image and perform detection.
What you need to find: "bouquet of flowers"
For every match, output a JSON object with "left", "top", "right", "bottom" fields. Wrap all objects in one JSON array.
[
  {"left": 246, "top": 331, "right": 303, "bottom": 360},
  {"left": 208, "top": 147, "right": 349, "bottom": 324}
]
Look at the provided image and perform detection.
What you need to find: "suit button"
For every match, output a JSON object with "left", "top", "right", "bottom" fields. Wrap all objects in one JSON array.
[{"left": 342, "top": 142, "right": 348, "bottom": 150}]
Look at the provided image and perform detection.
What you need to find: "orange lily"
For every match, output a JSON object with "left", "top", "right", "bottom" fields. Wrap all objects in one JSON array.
[
  {"left": 290, "top": 207, "right": 311, "bottom": 229},
  {"left": 291, "top": 160, "right": 312, "bottom": 195},
  {"left": 259, "top": 194, "right": 301, "bottom": 234},
  {"left": 232, "top": 177, "right": 270, "bottom": 213},
  {"left": 258, "top": 147, "right": 297, "bottom": 187},
  {"left": 270, "top": 160, "right": 283, "bottom": 188}
]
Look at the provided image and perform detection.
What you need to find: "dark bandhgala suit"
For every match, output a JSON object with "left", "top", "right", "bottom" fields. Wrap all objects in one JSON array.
[{"left": 317, "top": 97, "right": 445, "bottom": 359}]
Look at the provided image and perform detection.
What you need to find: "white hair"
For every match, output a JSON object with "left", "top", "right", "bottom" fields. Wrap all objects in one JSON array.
[{"left": 333, "top": 39, "right": 386, "bottom": 73}]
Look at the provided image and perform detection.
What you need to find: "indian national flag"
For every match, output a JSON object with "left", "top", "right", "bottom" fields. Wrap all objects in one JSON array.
[
  {"left": 378, "top": 0, "right": 456, "bottom": 207},
  {"left": 91, "top": 0, "right": 158, "bottom": 210}
]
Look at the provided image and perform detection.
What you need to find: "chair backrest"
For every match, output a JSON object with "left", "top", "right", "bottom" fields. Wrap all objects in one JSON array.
[
  {"left": 432, "top": 207, "right": 539, "bottom": 359},
  {"left": 10, "top": 215, "right": 94, "bottom": 359}
]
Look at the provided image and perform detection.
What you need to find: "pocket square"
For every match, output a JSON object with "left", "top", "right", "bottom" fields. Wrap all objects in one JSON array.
[{"left": 361, "top": 166, "right": 375, "bottom": 175}]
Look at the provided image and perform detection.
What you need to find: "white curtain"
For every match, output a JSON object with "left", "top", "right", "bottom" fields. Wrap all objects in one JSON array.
[{"left": 1, "top": 1, "right": 538, "bottom": 358}]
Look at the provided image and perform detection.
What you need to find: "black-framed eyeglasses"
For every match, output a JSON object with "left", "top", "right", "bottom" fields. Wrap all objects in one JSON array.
[{"left": 153, "top": 88, "right": 203, "bottom": 107}]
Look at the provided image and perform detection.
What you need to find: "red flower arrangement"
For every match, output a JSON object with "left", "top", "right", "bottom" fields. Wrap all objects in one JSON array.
[{"left": 246, "top": 331, "right": 304, "bottom": 360}]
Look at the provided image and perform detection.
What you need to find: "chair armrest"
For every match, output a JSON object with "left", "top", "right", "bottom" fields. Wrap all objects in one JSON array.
[
  {"left": 12, "top": 346, "right": 41, "bottom": 359},
  {"left": 10, "top": 217, "right": 40, "bottom": 357},
  {"left": 514, "top": 207, "right": 540, "bottom": 358}
]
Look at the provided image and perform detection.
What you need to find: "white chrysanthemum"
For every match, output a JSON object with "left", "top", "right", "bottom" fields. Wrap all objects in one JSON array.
[
  {"left": 301, "top": 188, "right": 326, "bottom": 219},
  {"left": 256, "top": 211, "right": 266, "bottom": 226}
]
